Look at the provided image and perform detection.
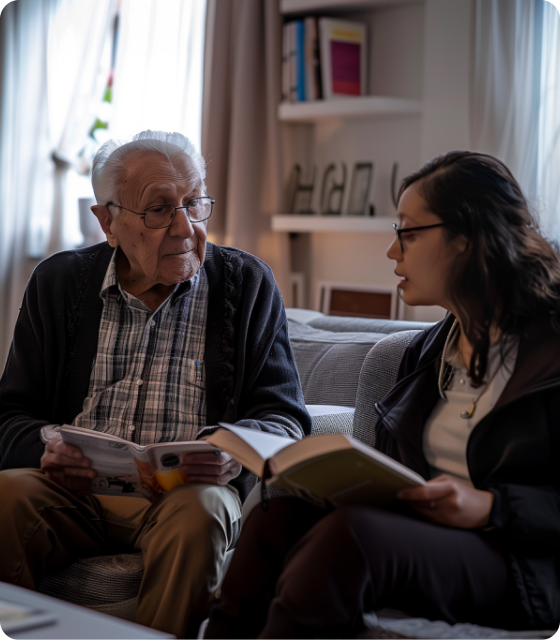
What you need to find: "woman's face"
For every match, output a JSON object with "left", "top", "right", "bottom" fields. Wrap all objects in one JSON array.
[{"left": 386, "top": 182, "right": 468, "bottom": 311}]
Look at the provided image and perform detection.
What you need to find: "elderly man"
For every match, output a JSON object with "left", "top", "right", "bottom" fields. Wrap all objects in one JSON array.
[{"left": 0, "top": 131, "right": 310, "bottom": 638}]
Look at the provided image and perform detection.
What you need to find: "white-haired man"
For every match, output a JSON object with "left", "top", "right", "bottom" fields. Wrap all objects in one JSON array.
[{"left": 0, "top": 131, "right": 310, "bottom": 638}]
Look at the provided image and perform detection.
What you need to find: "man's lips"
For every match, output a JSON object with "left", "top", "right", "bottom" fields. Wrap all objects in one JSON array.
[
  {"left": 165, "top": 247, "right": 198, "bottom": 256},
  {"left": 395, "top": 272, "right": 408, "bottom": 285}
]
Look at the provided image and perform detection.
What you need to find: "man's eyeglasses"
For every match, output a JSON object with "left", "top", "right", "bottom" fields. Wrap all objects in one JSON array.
[
  {"left": 106, "top": 197, "right": 215, "bottom": 229},
  {"left": 392, "top": 222, "right": 445, "bottom": 252}
]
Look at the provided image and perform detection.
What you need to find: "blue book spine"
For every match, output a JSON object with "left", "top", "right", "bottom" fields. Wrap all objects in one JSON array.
[{"left": 296, "top": 20, "right": 306, "bottom": 101}]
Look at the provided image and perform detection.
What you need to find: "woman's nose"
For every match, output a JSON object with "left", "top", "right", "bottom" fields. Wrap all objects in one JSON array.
[{"left": 386, "top": 235, "right": 402, "bottom": 260}]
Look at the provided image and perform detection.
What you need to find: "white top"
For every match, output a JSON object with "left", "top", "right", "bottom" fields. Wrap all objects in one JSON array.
[{"left": 423, "top": 333, "right": 519, "bottom": 486}]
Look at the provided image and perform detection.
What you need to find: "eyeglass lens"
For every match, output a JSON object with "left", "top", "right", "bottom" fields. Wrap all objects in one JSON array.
[{"left": 144, "top": 198, "right": 213, "bottom": 228}]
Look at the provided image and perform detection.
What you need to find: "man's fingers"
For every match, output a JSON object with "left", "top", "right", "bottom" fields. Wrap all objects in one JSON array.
[
  {"left": 63, "top": 466, "right": 97, "bottom": 479},
  {"left": 45, "top": 453, "right": 93, "bottom": 469},
  {"left": 185, "top": 471, "right": 238, "bottom": 486},
  {"left": 46, "top": 439, "right": 84, "bottom": 459},
  {"left": 181, "top": 450, "right": 230, "bottom": 465},
  {"left": 181, "top": 458, "right": 238, "bottom": 476}
]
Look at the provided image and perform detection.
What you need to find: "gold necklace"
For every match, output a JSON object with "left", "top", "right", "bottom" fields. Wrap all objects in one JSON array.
[{"left": 437, "top": 320, "right": 501, "bottom": 420}]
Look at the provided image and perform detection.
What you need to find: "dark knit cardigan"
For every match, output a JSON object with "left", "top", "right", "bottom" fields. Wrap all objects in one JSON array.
[{"left": 0, "top": 242, "right": 311, "bottom": 500}]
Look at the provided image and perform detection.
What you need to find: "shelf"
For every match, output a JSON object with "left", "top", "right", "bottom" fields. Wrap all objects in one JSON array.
[
  {"left": 281, "top": 0, "right": 422, "bottom": 15},
  {"left": 272, "top": 215, "right": 395, "bottom": 233},
  {"left": 278, "top": 96, "right": 422, "bottom": 122}
]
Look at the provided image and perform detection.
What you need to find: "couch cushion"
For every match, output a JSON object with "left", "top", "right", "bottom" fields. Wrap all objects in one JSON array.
[
  {"left": 307, "top": 315, "right": 433, "bottom": 335},
  {"left": 288, "top": 319, "right": 385, "bottom": 407}
]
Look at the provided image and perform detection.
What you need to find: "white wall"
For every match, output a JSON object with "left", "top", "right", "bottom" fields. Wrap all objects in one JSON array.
[{"left": 282, "top": 0, "right": 473, "bottom": 323}]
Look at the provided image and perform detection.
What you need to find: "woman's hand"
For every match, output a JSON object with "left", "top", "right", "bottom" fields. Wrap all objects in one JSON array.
[
  {"left": 40, "top": 438, "right": 97, "bottom": 497},
  {"left": 180, "top": 451, "right": 242, "bottom": 486},
  {"left": 397, "top": 474, "right": 494, "bottom": 529}
]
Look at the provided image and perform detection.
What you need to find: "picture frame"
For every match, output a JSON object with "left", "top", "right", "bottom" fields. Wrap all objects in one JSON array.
[
  {"left": 316, "top": 282, "right": 399, "bottom": 320},
  {"left": 346, "top": 162, "right": 373, "bottom": 216},
  {"left": 320, "top": 163, "right": 346, "bottom": 215},
  {"left": 289, "top": 271, "right": 306, "bottom": 308},
  {"left": 289, "top": 164, "right": 316, "bottom": 214}
]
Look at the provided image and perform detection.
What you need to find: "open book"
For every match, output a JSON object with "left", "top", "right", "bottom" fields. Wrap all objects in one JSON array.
[
  {"left": 60, "top": 426, "right": 216, "bottom": 499},
  {"left": 205, "top": 424, "right": 425, "bottom": 509}
]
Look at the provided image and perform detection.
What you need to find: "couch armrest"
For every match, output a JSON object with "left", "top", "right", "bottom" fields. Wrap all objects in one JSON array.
[
  {"left": 353, "top": 330, "right": 422, "bottom": 449},
  {"left": 307, "top": 404, "right": 355, "bottom": 437}
]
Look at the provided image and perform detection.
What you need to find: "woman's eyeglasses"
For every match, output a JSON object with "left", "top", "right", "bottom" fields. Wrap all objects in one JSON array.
[{"left": 392, "top": 222, "right": 445, "bottom": 252}]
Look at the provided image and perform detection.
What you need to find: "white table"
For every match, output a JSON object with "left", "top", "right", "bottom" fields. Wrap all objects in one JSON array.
[{"left": 0, "top": 582, "right": 174, "bottom": 639}]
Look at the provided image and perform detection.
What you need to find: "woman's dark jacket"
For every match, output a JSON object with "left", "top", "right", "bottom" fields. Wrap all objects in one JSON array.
[
  {"left": 375, "top": 313, "right": 560, "bottom": 630},
  {"left": 0, "top": 242, "right": 311, "bottom": 501}
]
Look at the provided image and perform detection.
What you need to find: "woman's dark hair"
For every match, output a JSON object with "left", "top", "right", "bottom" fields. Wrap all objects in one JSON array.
[{"left": 399, "top": 150, "right": 560, "bottom": 385}]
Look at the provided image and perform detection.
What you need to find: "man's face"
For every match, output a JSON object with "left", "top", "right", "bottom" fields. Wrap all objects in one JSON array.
[{"left": 100, "top": 150, "right": 208, "bottom": 287}]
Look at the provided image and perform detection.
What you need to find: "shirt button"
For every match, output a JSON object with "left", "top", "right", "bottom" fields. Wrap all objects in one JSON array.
[
  {"left": 128, "top": 425, "right": 136, "bottom": 432},
  {"left": 136, "top": 378, "right": 143, "bottom": 386},
  {"left": 149, "top": 320, "right": 156, "bottom": 327}
]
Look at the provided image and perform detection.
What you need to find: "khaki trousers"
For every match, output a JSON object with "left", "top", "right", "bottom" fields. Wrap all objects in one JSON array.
[{"left": 0, "top": 468, "right": 242, "bottom": 639}]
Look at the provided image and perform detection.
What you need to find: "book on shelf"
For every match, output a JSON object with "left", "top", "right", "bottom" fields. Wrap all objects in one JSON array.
[
  {"left": 319, "top": 18, "right": 367, "bottom": 99},
  {"left": 304, "top": 16, "right": 322, "bottom": 101},
  {"left": 288, "top": 21, "right": 298, "bottom": 102},
  {"left": 296, "top": 19, "right": 306, "bottom": 101},
  {"left": 282, "top": 22, "right": 290, "bottom": 102},
  {"left": 59, "top": 425, "right": 216, "bottom": 499},
  {"left": 204, "top": 423, "right": 425, "bottom": 509}
]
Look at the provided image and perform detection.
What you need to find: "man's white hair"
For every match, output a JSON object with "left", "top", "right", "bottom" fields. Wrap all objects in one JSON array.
[{"left": 91, "top": 130, "right": 206, "bottom": 205}]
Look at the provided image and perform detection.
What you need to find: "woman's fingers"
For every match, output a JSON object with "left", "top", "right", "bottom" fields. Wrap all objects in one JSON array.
[{"left": 397, "top": 477, "right": 454, "bottom": 502}]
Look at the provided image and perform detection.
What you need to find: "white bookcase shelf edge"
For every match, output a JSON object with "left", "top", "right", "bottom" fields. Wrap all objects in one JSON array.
[
  {"left": 281, "top": 0, "right": 422, "bottom": 15},
  {"left": 278, "top": 96, "right": 422, "bottom": 122},
  {"left": 272, "top": 215, "right": 395, "bottom": 233}
]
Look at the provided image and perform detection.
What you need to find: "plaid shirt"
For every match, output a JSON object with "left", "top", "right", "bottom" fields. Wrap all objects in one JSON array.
[{"left": 72, "top": 251, "right": 208, "bottom": 445}]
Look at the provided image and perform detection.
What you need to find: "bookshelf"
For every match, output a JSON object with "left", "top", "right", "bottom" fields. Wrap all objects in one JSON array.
[
  {"left": 277, "top": 0, "right": 425, "bottom": 312},
  {"left": 275, "top": 0, "right": 471, "bottom": 324}
]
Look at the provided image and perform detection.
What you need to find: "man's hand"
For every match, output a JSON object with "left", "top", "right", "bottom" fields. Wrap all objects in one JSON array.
[
  {"left": 40, "top": 438, "right": 97, "bottom": 497},
  {"left": 397, "top": 474, "right": 494, "bottom": 529},
  {"left": 180, "top": 451, "right": 242, "bottom": 486}
]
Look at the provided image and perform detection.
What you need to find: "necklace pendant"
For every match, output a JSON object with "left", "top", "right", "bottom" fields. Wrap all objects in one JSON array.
[{"left": 460, "top": 403, "right": 476, "bottom": 419}]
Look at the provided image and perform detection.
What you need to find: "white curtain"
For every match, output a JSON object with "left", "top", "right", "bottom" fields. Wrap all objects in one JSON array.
[
  {"left": 0, "top": 0, "right": 51, "bottom": 369},
  {"left": 472, "top": 0, "right": 560, "bottom": 241},
  {"left": 43, "top": 0, "right": 116, "bottom": 255},
  {"left": 537, "top": 2, "right": 560, "bottom": 240},
  {"left": 0, "top": 0, "right": 115, "bottom": 369},
  {"left": 108, "top": 0, "right": 207, "bottom": 150}
]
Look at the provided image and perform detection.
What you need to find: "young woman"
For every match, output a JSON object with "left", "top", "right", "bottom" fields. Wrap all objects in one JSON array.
[{"left": 204, "top": 151, "right": 560, "bottom": 639}]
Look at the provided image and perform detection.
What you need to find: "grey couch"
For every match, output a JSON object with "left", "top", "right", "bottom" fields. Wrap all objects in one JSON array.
[{"left": 37, "top": 310, "right": 553, "bottom": 638}]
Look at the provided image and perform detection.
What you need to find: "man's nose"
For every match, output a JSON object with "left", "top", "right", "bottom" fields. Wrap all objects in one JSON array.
[{"left": 169, "top": 207, "right": 195, "bottom": 237}]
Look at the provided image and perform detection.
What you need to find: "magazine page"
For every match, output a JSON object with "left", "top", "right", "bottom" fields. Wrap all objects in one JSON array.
[
  {"left": 146, "top": 441, "right": 216, "bottom": 493},
  {"left": 60, "top": 427, "right": 149, "bottom": 497}
]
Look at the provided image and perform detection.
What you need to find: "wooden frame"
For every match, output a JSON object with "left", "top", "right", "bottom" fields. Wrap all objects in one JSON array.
[{"left": 316, "top": 281, "right": 399, "bottom": 320}]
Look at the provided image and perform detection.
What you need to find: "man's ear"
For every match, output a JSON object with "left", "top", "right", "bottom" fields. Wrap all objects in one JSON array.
[{"left": 91, "top": 205, "right": 118, "bottom": 248}]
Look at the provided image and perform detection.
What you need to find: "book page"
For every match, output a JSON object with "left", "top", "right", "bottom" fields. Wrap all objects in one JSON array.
[
  {"left": 273, "top": 448, "right": 425, "bottom": 508},
  {"left": 206, "top": 424, "right": 298, "bottom": 476}
]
